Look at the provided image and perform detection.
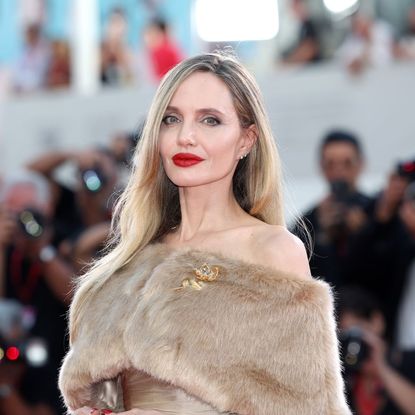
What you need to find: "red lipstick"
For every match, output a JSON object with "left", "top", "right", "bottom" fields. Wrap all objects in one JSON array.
[{"left": 172, "top": 153, "right": 204, "bottom": 167}]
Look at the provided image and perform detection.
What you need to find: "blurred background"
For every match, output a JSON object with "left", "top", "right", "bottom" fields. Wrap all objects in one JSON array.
[
  {"left": 1, "top": 1, "right": 415, "bottom": 415},
  {"left": 0, "top": 0, "right": 414, "bottom": 211}
]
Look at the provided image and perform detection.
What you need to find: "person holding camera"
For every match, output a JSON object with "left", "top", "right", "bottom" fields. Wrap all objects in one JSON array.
[
  {"left": 26, "top": 148, "right": 119, "bottom": 264},
  {"left": 295, "top": 130, "right": 372, "bottom": 288},
  {"left": 0, "top": 170, "right": 73, "bottom": 414},
  {"left": 344, "top": 159, "right": 415, "bottom": 342},
  {"left": 338, "top": 286, "right": 415, "bottom": 415}
]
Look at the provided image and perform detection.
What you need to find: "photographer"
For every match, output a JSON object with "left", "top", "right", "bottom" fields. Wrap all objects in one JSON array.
[
  {"left": 26, "top": 148, "right": 119, "bottom": 261},
  {"left": 295, "top": 130, "right": 372, "bottom": 288},
  {"left": 346, "top": 159, "right": 415, "bottom": 342},
  {"left": 338, "top": 286, "right": 415, "bottom": 415},
  {"left": 0, "top": 170, "right": 73, "bottom": 414}
]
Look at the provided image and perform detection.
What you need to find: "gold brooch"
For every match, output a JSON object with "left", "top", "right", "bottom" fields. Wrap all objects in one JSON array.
[{"left": 174, "top": 263, "right": 220, "bottom": 291}]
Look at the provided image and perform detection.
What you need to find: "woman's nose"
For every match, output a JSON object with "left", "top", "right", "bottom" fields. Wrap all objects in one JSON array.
[{"left": 176, "top": 122, "right": 196, "bottom": 147}]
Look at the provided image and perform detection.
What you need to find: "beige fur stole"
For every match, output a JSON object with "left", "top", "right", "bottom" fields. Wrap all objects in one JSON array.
[{"left": 59, "top": 243, "right": 352, "bottom": 415}]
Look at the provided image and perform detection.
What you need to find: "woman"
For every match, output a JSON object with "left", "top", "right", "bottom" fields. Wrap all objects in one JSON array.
[{"left": 59, "top": 52, "right": 352, "bottom": 415}]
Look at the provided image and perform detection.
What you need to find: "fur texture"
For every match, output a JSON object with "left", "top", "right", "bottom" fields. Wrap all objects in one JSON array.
[{"left": 59, "top": 243, "right": 352, "bottom": 414}]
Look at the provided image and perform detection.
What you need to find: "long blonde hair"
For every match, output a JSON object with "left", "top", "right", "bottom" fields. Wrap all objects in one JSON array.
[{"left": 69, "top": 51, "right": 285, "bottom": 341}]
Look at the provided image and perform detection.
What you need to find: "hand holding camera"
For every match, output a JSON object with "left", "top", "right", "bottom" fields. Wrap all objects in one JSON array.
[
  {"left": 318, "top": 179, "right": 367, "bottom": 240},
  {"left": 376, "top": 159, "right": 415, "bottom": 223},
  {"left": 15, "top": 208, "right": 54, "bottom": 261},
  {"left": 0, "top": 204, "right": 54, "bottom": 262},
  {"left": 340, "top": 326, "right": 387, "bottom": 376},
  {"left": 317, "top": 195, "right": 345, "bottom": 231}
]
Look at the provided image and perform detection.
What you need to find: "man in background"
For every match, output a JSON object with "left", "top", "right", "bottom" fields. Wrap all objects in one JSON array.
[{"left": 295, "top": 130, "right": 372, "bottom": 288}]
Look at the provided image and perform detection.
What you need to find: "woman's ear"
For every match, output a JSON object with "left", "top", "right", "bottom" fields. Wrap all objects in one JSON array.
[{"left": 240, "top": 124, "right": 258, "bottom": 157}]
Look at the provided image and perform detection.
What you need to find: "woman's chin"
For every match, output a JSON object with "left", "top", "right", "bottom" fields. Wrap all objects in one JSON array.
[{"left": 166, "top": 171, "right": 214, "bottom": 188}]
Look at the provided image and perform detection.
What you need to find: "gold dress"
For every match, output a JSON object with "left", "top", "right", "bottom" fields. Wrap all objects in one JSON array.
[{"left": 121, "top": 369, "right": 224, "bottom": 414}]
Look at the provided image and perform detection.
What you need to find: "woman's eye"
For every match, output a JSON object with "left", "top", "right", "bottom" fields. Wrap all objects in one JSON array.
[
  {"left": 162, "top": 115, "right": 180, "bottom": 125},
  {"left": 202, "top": 117, "right": 220, "bottom": 126}
]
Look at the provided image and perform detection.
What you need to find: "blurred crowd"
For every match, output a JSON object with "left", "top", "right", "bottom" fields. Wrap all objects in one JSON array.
[
  {"left": 12, "top": 24, "right": 71, "bottom": 93},
  {"left": 9, "top": 8, "right": 183, "bottom": 94},
  {"left": 0, "top": 131, "right": 138, "bottom": 414},
  {"left": 280, "top": 0, "right": 415, "bottom": 74},
  {"left": 293, "top": 130, "right": 415, "bottom": 415},
  {"left": 100, "top": 10, "right": 183, "bottom": 87},
  {"left": 6, "top": 0, "right": 415, "bottom": 95}
]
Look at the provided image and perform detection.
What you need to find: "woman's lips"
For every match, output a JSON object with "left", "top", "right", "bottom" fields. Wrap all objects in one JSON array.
[{"left": 172, "top": 153, "right": 204, "bottom": 167}]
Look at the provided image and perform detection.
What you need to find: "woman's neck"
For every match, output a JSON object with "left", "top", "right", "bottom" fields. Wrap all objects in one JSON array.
[{"left": 174, "top": 181, "right": 248, "bottom": 243}]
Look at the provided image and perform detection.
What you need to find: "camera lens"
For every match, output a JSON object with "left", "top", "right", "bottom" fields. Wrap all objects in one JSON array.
[
  {"left": 339, "top": 327, "right": 369, "bottom": 372},
  {"left": 81, "top": 166, "right": 107, "bottom": 193},
  {"left": 18, "top": 209, "right": 44, "bottom": 238}
]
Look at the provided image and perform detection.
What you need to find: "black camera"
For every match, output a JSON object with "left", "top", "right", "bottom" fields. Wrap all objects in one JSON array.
[
  {"left": 80, "top": 165, "right": 107, "bottom": 193},
  {"left": 17, "top": 208, "right": 46, "bottom": 239},
  {"left": 339, "top": 327, "right": 369, "bottom": 373},
  {"left": 396, "top": 159, "right": 415, "bottom": 183},
  {"left": 330, "top": 180, "right": 359, "bottom": 206}
]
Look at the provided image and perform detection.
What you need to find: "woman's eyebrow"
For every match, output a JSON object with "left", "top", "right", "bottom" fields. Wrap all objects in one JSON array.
[
  {"left": 195, "top": 108, "right": 225, "bottom": 117},
  {"left": 164, "top": 105, "right": 180, "bottom": 113},
  {"left": 165, "top": 106, "right": 226, "bottom": 117}
]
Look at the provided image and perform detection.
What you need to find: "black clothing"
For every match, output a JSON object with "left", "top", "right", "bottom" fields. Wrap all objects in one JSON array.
[
  {"left": 296, "top": 192, "right": 415, "bottom": 342},
  {"left": 297, "top": 192, "right": 373, "bottom": 288},
  {"left": 52, "top": 184, "right": 84, "bottom": 247},
  {"left": 345, "top": 205, "right": 415, "bottom": 342},
  {"left": 4, "top": 246, "right": 68, "bottom": 414}
]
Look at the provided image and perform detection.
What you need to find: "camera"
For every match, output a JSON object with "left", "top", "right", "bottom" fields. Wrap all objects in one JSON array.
[
  {"left": 80, "top": 165, "right": 107, "bottom": 193},
  {"left": 396, "top": 159, "right": 415, "bottom": 183},
  {"left": 0, "top": 300, "right": 48, "bottom": 368},
  {"left": 339, "top": 327, "right": 369, "bottom": 373},
  {"left": 330, "top": 180, "right": 360, "bottom": 206},
  {"left": 17, "top": 208, "right": 46, "bottom": 239}
]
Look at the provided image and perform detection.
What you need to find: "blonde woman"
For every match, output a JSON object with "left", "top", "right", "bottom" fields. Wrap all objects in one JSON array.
[{"left": 59, "top": 52, "right": 352, "bottom": 415}]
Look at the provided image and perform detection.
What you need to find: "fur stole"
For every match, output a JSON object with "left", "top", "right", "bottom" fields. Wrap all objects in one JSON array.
[{"left": 59, "top": 243, "right": 352, "bottom": 415}]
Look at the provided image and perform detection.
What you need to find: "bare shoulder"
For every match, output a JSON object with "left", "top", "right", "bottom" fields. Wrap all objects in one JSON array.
[{"left": 253, "top": 224, "right": 312, "bottom": 279}]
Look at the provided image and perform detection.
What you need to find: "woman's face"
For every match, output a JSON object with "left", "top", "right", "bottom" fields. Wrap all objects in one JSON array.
[{"left": 159, "top": 71, "right": 255, "bottom": 188}]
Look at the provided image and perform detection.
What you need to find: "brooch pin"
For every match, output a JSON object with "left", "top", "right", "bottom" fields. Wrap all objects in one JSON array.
[{"left": 174, "top": 263, "right": 220, "bottom": 291}]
